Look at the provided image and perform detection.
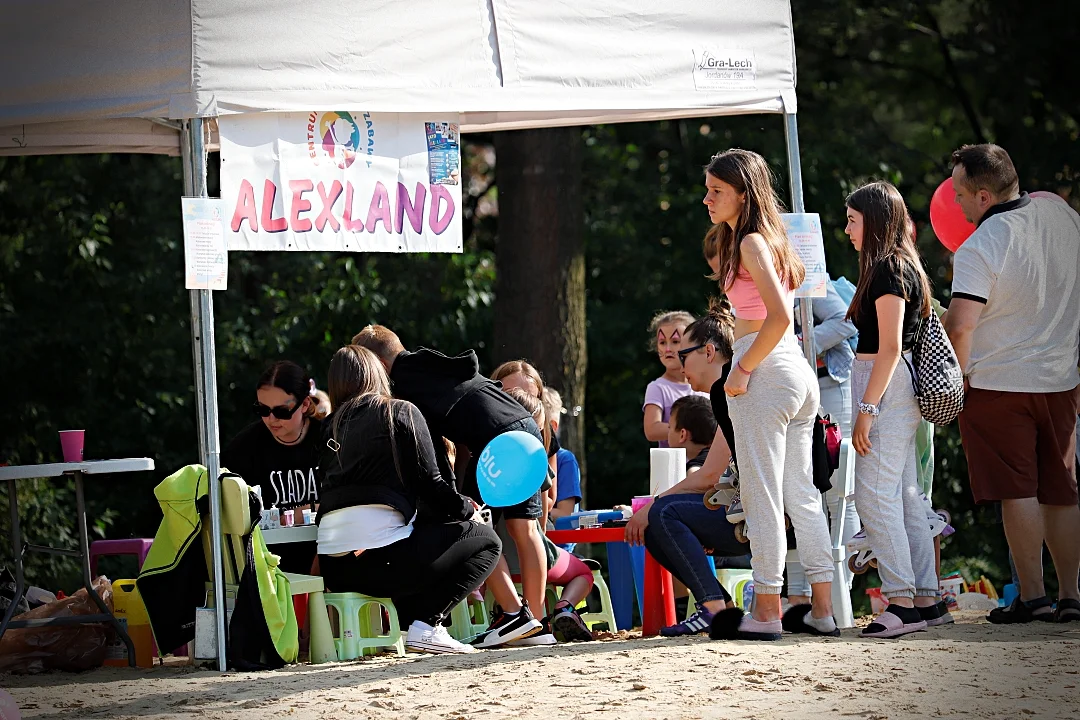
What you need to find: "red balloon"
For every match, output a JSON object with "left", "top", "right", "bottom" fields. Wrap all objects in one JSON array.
[{"left": 930, "top": 177, "right": 975, "bottom": 252}]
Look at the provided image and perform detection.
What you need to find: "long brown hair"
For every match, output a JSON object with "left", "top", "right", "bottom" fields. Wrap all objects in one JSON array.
[
  {"left": 704, "top": 149, "right": 805, "bottom": 291},
  {"left": 491, "top": 360, "right": 552, "bottom": 453},
  {"left": 845, "top": 181, "right": 932, "bottom": 322},
  {"left": 327, "top": 345, "right": 407, "bottom": 481}
]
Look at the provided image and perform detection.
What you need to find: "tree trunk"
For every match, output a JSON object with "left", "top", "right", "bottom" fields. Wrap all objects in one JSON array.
[{"left": 492, "top": 127, "right": 587, "bottom": 500}]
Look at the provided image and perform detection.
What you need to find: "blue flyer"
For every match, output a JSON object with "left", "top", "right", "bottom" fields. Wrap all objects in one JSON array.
[{"left": 425, "top": 121, "right": 461, "bottom": 185}]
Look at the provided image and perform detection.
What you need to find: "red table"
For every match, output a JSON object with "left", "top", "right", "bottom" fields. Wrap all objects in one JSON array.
[{"left": 546, "top": 527, "right": 676, "bottom": 636}]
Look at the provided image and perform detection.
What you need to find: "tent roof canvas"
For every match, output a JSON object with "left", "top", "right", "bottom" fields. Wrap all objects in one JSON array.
[{"left": 1, "top": 0, "right": 795, "bottom": 156}]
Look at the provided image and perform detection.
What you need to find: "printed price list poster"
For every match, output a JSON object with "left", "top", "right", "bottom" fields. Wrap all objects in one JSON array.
[{"left": 182, "top": 197, "right": 228, "bottom": 290}]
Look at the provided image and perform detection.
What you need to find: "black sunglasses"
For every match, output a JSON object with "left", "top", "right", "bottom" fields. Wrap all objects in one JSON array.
[
  {"left": 253, "top": 400, "right": 302, "bottom": 420},
  {"left": 677, "top": 344, "right": 708, "bottom": 366}
]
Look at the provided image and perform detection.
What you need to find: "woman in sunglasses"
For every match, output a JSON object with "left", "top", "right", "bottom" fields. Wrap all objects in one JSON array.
[{"left": 221, "top": 360, "right": 323, "bottom": 573}]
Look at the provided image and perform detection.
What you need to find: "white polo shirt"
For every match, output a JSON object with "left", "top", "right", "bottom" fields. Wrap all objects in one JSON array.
[{"left": 951, "top": 193, "right": 1080, "bottom": 393}]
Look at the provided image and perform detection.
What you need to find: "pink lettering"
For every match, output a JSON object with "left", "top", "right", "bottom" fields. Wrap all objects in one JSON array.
[
  {"left": 342, "top": 182, "right": 365, "bottom": 232},
  {"left": 230, "top": 179, "right": 258, "bottom": 232},
  {"left": 289, "top": 179, "right": 314, "bottom": 232},
  {"left": 428, "top": 184, "right": 456, "bottom": 235},
  {"left": 314, "top": 180, "right": 343, "bottom": 232},
  {"left": 260, "top": 179, "right": 288, "bottom": 233},
  {"left": 395, "top": 182, "right": 427, "bottom": 234},
  {"left": 365, "top": 181, "right": 393, "bottom": 234}
]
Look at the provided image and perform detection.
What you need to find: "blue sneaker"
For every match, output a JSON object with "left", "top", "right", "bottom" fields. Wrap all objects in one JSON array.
[{"left": 660, "top": 603, "right": 717, "bottom": 637}]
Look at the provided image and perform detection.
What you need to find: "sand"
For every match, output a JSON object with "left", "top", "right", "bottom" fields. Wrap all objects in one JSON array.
[{"left": 3, "top": 612, "right": 1080, "bottom": 720}]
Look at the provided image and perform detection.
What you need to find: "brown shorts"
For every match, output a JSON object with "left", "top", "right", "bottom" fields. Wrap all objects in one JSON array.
[{"left": 958, "top": 384, "right": 1079, "bottom": 505}]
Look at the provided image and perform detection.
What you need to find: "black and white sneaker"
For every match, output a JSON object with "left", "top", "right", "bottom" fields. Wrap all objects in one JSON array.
[
  {"left": 509, "top": 617, "right": 558, "bottom": 646},
  {"left": 471, "top": 601, "right": 543, "bottom": 648}
]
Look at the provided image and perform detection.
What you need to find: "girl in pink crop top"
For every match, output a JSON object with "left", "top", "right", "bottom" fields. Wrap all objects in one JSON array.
[{"left": 726, "top": 270, "right": 794, "bottom": 321}]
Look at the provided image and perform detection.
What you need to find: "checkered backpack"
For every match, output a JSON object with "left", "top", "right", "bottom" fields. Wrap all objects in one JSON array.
[{"left": 903, "top": 310, "right": 965, "bottom": 425}]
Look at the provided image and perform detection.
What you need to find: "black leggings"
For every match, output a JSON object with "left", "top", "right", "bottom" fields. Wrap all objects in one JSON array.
[{"left": 319, "top": 520, "right": 501, "bottom": 626}]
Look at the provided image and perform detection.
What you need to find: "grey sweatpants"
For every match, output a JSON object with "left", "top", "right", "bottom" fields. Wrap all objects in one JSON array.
[
  {"left": 729, "top": 333, "right": 835, "bottom": 594},
  {"left": 851, "top": 357, "right": 937, "bottom": 600},
  {"left": 787, "top": 373, "right": 862, "bottom": 596}
]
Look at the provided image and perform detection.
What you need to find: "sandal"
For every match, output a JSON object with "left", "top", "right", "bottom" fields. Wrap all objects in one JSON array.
[
  {"left": 860, "top": 605, "right": 927, "bottom": 639},
  {"left": 987, "top": 595, "right": 1055, "bottom": 624},
  {"left": 709, "top": 607, "right": 782, "bottom": 641},
  {"left": 782, "top": 604, "right": 840, "bottom": 637},
  {"left": 1054, "top": 598, "right": 1080, "bottom": 623}
]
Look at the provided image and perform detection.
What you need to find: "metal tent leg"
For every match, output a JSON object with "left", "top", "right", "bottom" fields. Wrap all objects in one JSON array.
[{"left": 183, "top": 117, "right": 228, "bottom": 671}]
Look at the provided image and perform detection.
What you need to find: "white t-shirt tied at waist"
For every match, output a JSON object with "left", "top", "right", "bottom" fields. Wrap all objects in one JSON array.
[{"left": 951, "top": 194, "right": 1080, "bottom": 393}]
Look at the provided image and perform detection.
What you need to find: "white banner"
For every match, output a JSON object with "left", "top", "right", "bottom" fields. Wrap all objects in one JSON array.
[{"left": 219, "top": 112, "right": 463, "bottom": 253}]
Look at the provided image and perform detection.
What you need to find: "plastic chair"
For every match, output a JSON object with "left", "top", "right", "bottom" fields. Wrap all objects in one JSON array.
[
  {"left": 578, "top": 560, "right": 618, "bottom": 632},
  {"left": 323, "top": 592, "right": 405, "bottom": 659},
  {"left": 448, "top": 592, "right": 489, "bottom": 642},
  {"left": 686, "top": 568, "right": 754, "bottom": 618},
  {"left": 207, "top": 475, "right": 337, "bottom": 664},
  {"left": 90, "top": 538, "right": 154, "bottom": 576}
]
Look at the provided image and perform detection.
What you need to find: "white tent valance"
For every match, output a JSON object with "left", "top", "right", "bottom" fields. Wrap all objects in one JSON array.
[{"left": 2, "top": 0, "right": 795, "bottom": 154}]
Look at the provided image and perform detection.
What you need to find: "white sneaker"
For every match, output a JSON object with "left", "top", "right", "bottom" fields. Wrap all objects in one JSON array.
[{"left": 406, "top": 621, "right": 479, "bottom": 654}]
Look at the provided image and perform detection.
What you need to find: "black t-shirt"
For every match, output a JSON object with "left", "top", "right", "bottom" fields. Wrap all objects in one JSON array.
[
  {"left": 221, "top": 417, "right": 323, "bottom": 510},
  {"left": 687, "top": 446, "right": 711, "bottom": 470},
  {"left": 709, "top": 368, "right": 736, "bottom": 466},
  {"left": 853, "top": 258, "right": 925, "bottom": 354}
]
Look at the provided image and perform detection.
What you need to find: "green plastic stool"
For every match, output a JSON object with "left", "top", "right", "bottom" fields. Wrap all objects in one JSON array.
[
  {"left": 323, "top": 592, "right": 405, "bottom": 659},
  {"left": 686, "top": 568, "right": 755, "bottom": 619},
  {"left": 449, "top": 593, "right": 490, "bottom": 642},
  {"left": 578, "top": 564, "right": 617, "bottom": 632}
]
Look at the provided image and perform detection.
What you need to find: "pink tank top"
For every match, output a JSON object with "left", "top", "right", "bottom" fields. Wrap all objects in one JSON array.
[{"left": 726, "top": 270, "right": 794, "bottom": 321}]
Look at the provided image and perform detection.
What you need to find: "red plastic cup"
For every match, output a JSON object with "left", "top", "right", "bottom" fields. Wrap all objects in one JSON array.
[{"left": 59, "top": 430, "right": 85, "bottom": 463}]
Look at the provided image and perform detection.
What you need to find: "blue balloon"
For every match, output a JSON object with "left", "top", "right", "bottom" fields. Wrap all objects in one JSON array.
[{"left": 476, "top": 430, "right": 548, "bottom": 507}]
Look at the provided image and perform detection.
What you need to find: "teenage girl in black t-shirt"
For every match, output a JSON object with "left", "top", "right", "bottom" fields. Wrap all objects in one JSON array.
[
  {"left": 221, "top": 360, "right": 323, "bottom": 574},
  {"left": 844, "top": 181, "right": 947, "bottom": 638}
]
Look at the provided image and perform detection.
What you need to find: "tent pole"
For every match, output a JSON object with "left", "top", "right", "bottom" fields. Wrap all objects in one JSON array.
[
  {"left": 783, "top": 112, "right": 817, "bottom": 368},
  {"left": 184, "top": 117, "right": 228, "bottom": 671},
  {"left": 181, "top": 122, "right": 208, "bottom": 463}
]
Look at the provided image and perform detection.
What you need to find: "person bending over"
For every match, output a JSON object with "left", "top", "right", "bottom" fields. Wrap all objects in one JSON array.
[
  {"left": 352, "top": 326, "right": 548, "bottom": 647},
  {"left": 316, "top": 346, "right": 501, "bottom": 655}
]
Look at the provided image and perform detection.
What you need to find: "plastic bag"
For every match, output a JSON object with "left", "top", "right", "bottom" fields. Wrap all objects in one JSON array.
[{"left": 0, "top": 576, "right": 114, "bottom": 674}]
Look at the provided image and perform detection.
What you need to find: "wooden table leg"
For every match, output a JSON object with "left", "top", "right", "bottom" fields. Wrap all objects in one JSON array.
[{"left": 641, "top": 549, "right": 676, "bottom": 636}]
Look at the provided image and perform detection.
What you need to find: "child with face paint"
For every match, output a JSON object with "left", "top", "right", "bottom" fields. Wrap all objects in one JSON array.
[{"left": 643, "top": 311, "right": 707, "bottom": 447}]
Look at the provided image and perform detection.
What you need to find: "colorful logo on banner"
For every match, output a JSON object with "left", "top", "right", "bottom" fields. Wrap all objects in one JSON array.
[{"left": 307, "top": 111, "right": 364, "bottom": 169}]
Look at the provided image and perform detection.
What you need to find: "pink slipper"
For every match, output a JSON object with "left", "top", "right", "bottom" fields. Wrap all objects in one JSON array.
[{"left": 860, "top": 609, "right": 927, "bottom": 639}]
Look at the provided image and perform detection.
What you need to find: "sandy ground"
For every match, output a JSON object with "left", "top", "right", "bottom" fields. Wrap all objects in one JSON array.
[{"left": 3, "top": 612, "right": 1080, "bottom": 720}]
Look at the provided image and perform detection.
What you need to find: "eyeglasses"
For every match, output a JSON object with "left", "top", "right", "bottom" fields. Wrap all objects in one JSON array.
[
  {"left": 253, "top": 400, "right": 302, "bottom": 420},
  {"left": 677, "top": 344, "right": 708, "bottom": 366}
]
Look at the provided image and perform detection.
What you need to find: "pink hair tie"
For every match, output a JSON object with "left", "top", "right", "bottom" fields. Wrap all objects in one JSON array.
[{"left": 736, "top": 361, "right": 753, "bottom": 376}]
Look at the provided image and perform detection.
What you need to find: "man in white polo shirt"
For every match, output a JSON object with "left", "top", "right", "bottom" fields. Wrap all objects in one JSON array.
[{"left": 944, "top": 143, "right": 1080, "bottom": 624}]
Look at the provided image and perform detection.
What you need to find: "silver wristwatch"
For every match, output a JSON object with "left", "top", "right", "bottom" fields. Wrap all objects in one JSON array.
[{"left": 858, "top": 401, "right": 880, "bottom": 416}]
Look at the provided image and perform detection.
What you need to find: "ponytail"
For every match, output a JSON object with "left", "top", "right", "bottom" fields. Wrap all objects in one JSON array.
[{"left": 684, "top": 297, "right": 735, "bottom": 362}]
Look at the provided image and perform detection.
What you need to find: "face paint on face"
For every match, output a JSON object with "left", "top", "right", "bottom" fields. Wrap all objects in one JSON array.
[{"left": 656, "top": 324, "right": 686, "bottom": 372}]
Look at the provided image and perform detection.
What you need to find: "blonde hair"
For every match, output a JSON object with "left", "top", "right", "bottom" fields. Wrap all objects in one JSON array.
[
  {"left": 351, "top": 325, "right": 406, "bottom": 365},
  {"left": 491, "top": 360, "right": 551, "bottom": 452},
  {"left": 704, "top": 149, "right": 805, "bottom": 291},
  {"left": 541, "top": 387, "right": 564, "bottom": 430}
]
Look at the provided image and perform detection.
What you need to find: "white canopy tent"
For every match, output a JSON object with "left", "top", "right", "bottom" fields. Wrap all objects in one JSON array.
[{"left": 3, "top": 0, "right": 846, "bottom": 668}]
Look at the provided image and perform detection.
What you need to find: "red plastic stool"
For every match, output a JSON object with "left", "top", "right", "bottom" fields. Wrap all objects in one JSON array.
[{"left": 89, "top": 538, "right": 154, "bottom": 576}]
